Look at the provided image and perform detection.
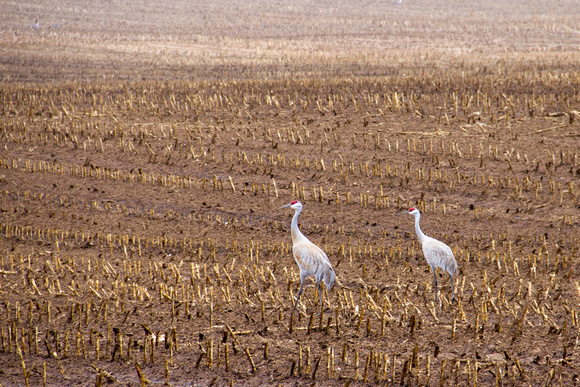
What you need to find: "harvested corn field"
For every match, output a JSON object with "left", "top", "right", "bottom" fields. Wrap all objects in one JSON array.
[{"left": 1, "top": 0, "right": 580, "bottom": 385}]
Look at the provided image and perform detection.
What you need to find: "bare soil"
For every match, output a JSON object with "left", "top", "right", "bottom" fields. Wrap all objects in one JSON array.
[{"left": 1, "top": 0, "right": 580, "bottom": 386}]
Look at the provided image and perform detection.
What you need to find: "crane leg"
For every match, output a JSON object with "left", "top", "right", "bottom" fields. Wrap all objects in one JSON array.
[
  {"left": 318, "top": 283, "right": 324, "bottom": 313},
  {"left": 449, "top": 274, "right": 455, "bottom": 301},
  {"left": 293, "top": 281, "right": 305, "bottom": 311},
  {"left": 431, "top": 266, "right": 438, "bottom": 301}
]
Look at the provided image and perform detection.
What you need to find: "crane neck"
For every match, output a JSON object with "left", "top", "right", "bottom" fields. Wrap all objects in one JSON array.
[
  {"left": 290, "top": 207, "right": 307, "bottom": 244},
  {"left": 413, "top": 212, "right": 428, "bottom": 243}
]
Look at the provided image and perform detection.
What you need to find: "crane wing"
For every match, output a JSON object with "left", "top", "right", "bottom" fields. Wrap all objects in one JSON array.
[
  {"left": 422, "top": 238, "right": 457, "bottom": 274},
  {"left": 293, "top": 243, "right": 330, "bottom": 269},
  {"left": 293, "top": 242, "right": 336, "bottom": 291}
]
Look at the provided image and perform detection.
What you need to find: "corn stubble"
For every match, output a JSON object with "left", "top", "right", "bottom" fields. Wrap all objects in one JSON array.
[{"left": 1, "top": 10, "right": 580, "bottom": 386}]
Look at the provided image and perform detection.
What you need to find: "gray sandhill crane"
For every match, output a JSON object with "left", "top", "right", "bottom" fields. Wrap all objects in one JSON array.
[
  {"left": 280, "top": 200, "right": 336, "bottom": 312},
  {"left": 405, "top": 208, "right": 457, "bottom": 301}
]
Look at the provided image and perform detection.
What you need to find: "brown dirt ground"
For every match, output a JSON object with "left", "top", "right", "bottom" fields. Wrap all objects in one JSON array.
[{"left": 1, "top": 0, "right": 580, "bottom": 386}]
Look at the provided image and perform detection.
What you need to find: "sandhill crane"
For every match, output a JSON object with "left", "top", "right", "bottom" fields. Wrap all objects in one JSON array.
[
  {"left": 405, "top": 208, "right": 457, "bottom": 301},
  {"left": 280, "top": 200, "right": 336, "bottom": 312}
]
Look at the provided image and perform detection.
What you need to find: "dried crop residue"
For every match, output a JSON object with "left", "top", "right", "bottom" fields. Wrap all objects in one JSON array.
[{"left": 1, "top": 0, "right": 580, "bottom": 386}]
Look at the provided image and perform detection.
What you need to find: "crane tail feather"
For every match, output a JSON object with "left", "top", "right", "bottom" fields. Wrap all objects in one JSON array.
[{"left": 324, "top": 268, "right": 336, "bottom": 291}]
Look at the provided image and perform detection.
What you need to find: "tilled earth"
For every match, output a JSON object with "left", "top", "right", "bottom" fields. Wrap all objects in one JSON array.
[
  {"left": 1, "top": 0, "right": 580, "bottom": 386},
  {"left": 1, "top": 76, "right": 579, "bottom": 386}
]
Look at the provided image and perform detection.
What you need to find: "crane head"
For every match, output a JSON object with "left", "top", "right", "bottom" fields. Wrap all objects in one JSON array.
[
  {"left": 280, "top": 200, "right": 302, "bottom": 210},
  {"left": 407, "top": 207, "right": 420, "bottom": 215}
]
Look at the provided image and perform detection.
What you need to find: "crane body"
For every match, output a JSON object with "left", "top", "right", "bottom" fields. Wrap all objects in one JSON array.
[
  {"left": 281, "top": 201, "right": 336, "bottom": 311},
  {"left": 406, "top": 208, "right": 457, "bottom": 301}
]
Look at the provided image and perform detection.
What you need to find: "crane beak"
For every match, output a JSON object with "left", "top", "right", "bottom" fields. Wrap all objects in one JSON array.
[
  {"left": 280, "top": 203, "right": 291, "bottom": 209},
  {"left": 398, "top": 210, "right": 408, "bottom": 216}
]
